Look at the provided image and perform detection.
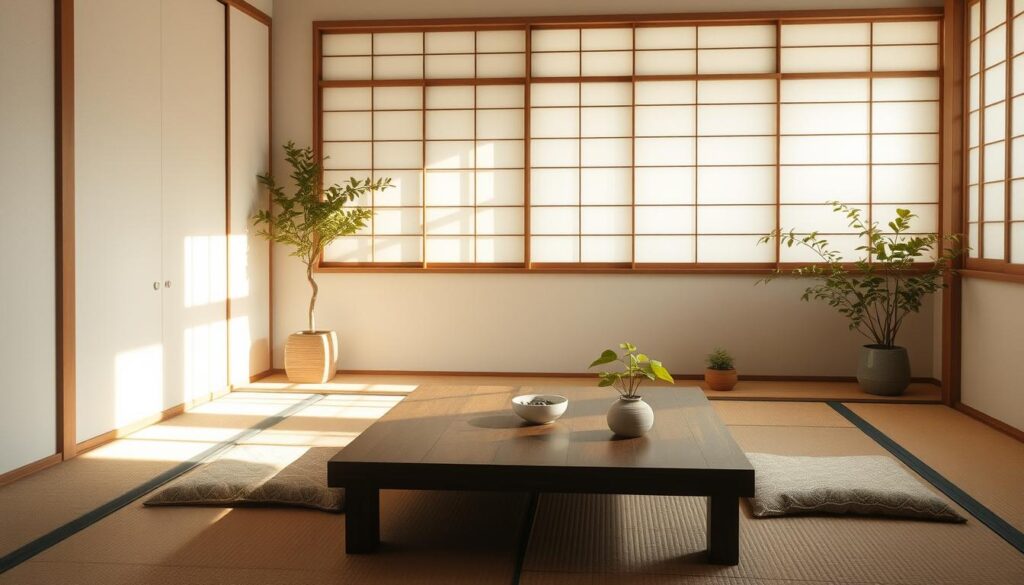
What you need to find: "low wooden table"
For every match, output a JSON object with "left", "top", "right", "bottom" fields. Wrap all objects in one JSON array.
[{"left": 328, "top": 385, "right": 754, "bottom": 565}]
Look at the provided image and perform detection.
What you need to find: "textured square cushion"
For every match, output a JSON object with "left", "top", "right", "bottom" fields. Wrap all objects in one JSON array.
[
  {"left": 144, "top": 445, "right": 344, "bottom": 513},
  {"left": 747, "top": 452, "right": 965, "bottom": 522}
]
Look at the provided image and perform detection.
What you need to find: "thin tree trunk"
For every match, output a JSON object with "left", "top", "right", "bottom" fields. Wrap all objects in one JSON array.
[{"left": 306, "top": 261, "right": 318, "bottom": 333}]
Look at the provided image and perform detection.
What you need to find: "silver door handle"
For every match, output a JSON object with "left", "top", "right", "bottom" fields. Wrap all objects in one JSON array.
[
  {"left": 164, "top": 280, "right": 172, "bottom": 289},
  {"left": 153, "top": 281, "right": 161, "bottom": 290}
]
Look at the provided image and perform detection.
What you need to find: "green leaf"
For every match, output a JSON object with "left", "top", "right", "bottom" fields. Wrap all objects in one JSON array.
[{"left": 589, "top": 349, "right": 618, "bottom": 368}]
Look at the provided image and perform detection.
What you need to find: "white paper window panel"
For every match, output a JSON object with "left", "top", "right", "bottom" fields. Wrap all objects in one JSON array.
[
  {"left": 985, "top": 102, "right": 1007, "bottom": 142},
  {"left": 324, "top": 236, "right": 372, "bottom": 262},
  {"left": 873, "top": 134, "right": 940, "bottom": 164},
  {"left": 969, "top": 147, "right": 980, "bottom": 184},
  {"left": 477, "top": 30, "right": 526, "bottom": 53},
  {"left": 323, "top": 112, "right": 371, "bottom": 141},
  {"left": 530, "top": 236, "right": 579, "bottom": 261},
  {"left": 581, "top": 168, "right": 632, "bottom": 205},
  {"left": 531, "top": 168, "right": 579, "bottom": 205},
  {"left": 780, "top": 23, "right": 870, "bottom": 47},
  {"left": 374, "top": 111, "right": 423, "bottom": 140},
  {"left": 323, "top": 142, "right": 371, "bottom": 169},
  {"left": 425, "top": 207, "right": 475, "bottom": 235},
  {"left": 1014, "top": 181, "right": 1024, "bottom": 219},
  {"left": 581, "top": 138, "right": 632, "bottom": 167},
  {"left": 781, "top": 47, "right": 870, "bottom": 73},
  {"left": 635, "top": 167, "right": 696, "bottom": 204},
  {"left": 531, "top": 138, "right": 579, "bottom": 167},
  {"left": 969, "top": 185, "right": 980, "bottom": 221},
  {"left": 373, "top": 208, "right": 423, "bottom": 235},
  {"left": 635, "top": 26, "right": 697, "bottom": 49},
  {"left": 698, "top": 167, "right": 776, "bottom": 204},
  {"left": 425, "top": 54, "right": 475, "bottom": 78},
  {"left": 779, "top": 235, "right": 867, "bottom": 263},
  {"left": 581, "top": 206, "right": 632, "bottom": 235},
  {"left": 1014, "top": 136, "right": 1024, "bottom": 175},
  {"left": 323, "top": 56, "right": 372, "bottom": 80},
  {"left": 698, "top": 235, "right": 775, "bottom": 262},
  {"left": 582, "top": 82, "right": 633, "bottom": 106},
  {"left": 426, "top": 110, "right": 474, "bottom": 140},
  {"left": 425, "top": 236, "right": 473, "bottom": 262},
  {"left": 873, "top": 77, "right": 940, "bottom": 101},
  {"left": 1016, "top": 16, "right": 1024, "bottom": 53},
  {"left": 373, "top": 32, "right": 422, "bottom": 55},
  {"left": 477, "top": 85, "right": 524, "bottom": 108},
  {"left": 532, "top": 206, "right": 579, "bottom": 234},
  {"left": 781, "top": 135, "right": 868, "bottom": 165},
  {"left": 970, "top": 111, "right": 981, "bottom": 148},
  {"left": 983, "top": 182, "right": 1006, "bottom": 221},
  {"left": 698, "top": 48, "right": 775, "bottom": 75},
  {"left": 970, "top": 2, "right": 982, "bottom": 40},
  {"left": 635, "top": 236, "right": 696, "bottom": 262},
  {"left": 983, "top": 223, "right": 1006, "bottom": 259},
  {"left": 969, "top": 75, "right": 980, "bottom": 111},
  {"left": 581, "top": 236, "right": 632, "bottom": 262},
  {"left": 970, "top": 39, "right": 982, "bottom": 75},
  {"left": 780, "top": 166, "right": 869, "bottom": 203},
  {"left": 477, "top": 236, "right": 525, "bottom": 263},
  {"left": 323, "top": 87, "right": 371, "bottom": 111},
  {"left": 872, "top": 164, "right": 939, "bottom": 203},
  {"left": 781, "top": 78, "right": 869, "bottom": 103},
  {"left": 477, "top": 140, "right": 525, "bottom": 168},
  {"left": 425, "top": 170, "right": 474, "bottom": 206},
  {"left": 698, "top": 79, "right": 777, "bottom": 104},
  {"left": 635, "top": 206, "right": 695, "bottom": 234},
  {"left": 532, "top": 52, "right": 580, "bottom": 77},
  {"left": 635, "top": 81, "right": 695, "bottom": 106},
  {"left": 531, "top": 83, "right": 579, "bottom": 107},
  {"left": 581, "top": 52, "right": 633, "bottom": 76},
  {"left": 581, "top": 107, "right": 632, "bottom": 137},
  {"left": 476, "top": 207, "right": 524, "bottom": 235},
  {"left": 635, "top": 137, "right": 696, "bottom": 166},
  {"left": 780, "top": 204, "right": 867, "bottom": 234},
  {"left": 635, "top": 106, "right": 695, "bottom": 137},
  {"left": 532, "top": 29, "right": 580, "bottom": 52},
  {"left": 874, "top": 203, "right": 938, "bottom": 234},
  {"left": 373, "top": 169, "right": 423, "bottom": 206},
  {"left": 986, "top": 141, "right": 1007, "bottom": 180},
  {"left": 987, "top": 0, "right": 1007, "bottom": 30},
  {"left": 698, "top": 137, "right": 776, "bottom": 166},
  {"left": 531, "top": 107, "right": 579, "bottom": 138},
  {"left": 426, "top": 140, "right": 474, "bottom": 169},
  {"left": 698, "top": 24, "right": 775, "bottom": 48},
  {"left": 375, "top": 86, "right": 423, "bottom": 110},
  {"left": 1014, "top": 96, "right": 1024, "bottom": 137},
  {"left": 1012, "top": 223, "right": 1024, "bottom": 262},
  {"left": 323, "top": 34, "right": 371, "bottom": 56},
  {"left": 323, "top": 171, "right": 373, "bottom": 206},
  {"left": 426, "top": 85, "right": 473, "bottom": 109},
  {"left": 873, "top": 21, "right": 939, "bottom": 45},
  {"left": 781, "top": 103, "right": 868, "bottom": 135},
  {"left": 699, "top": 205, "right": 775, "bottom": 234},
  {"left": 698, "top": 104, "right": 776, "bottom": 136},
  {"left": 477, "top": 169, "right": 524, "bottom": 205},
  {"left": 477, "top": 109, "right": 525, "bottom": 139},
  {"left": 967, "top": 223, "right": 979, "bottom": 257},
  {"left": 635, "top": 50, "right": 697, "bottom": 75},
  {"left": 985, "top": 25, "right": 1007, "bottom": 68},
  {"left": 873, "top": 102, "right": 939, "bottom": 134},
  {"left": 373, "top": 56, "right": 423, "bottom": 80},
  {"left": 375, "top": 141, "right": 423, "bottom": 168},
  {"left": 581, "top": 28, "right": 632, "bottom": 50},
  {"left": 425, "top": 31, "right": 474, "bottom": 54},
  {"left": 476, "top": 53, "right": 526, "bottom": 77},
  {"left": 984, "top": 63, "right": 1007, "bottom": 105}
]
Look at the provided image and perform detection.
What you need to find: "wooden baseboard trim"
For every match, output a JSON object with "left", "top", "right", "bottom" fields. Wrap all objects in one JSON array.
[
  {"left": 0, "top": 453, "right": 63, "bottom": 488},
  {"left": 75, "top": 403, "right": 187, "bottom": 455},
  {"left": 955, "top": 402, "right": 1024, "bottom": 443},
  {"left": 249, "top": 369, "right": 274, "bottom": 383}
]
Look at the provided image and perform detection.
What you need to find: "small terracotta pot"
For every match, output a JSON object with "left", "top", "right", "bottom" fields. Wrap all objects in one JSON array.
[
  {"left": 704, "top": 368, "right": 738, "bottom": 391},
  {"left": 285, "top": 331, "right": 338, "bottom": 384}
]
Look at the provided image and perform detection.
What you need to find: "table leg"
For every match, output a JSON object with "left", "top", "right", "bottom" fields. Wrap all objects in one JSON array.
[
  {"left": 706, "top": 495, "right": 739, "bottom": 565},
  {"left": 345, "top": 484, "right": 380, "bottom": 554}
]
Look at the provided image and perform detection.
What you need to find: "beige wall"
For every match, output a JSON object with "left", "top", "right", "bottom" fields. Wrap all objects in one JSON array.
[
  {"left": 961, "top": 278, "right": 1024, "bottom": 432},
  {"left": 270, "top": 0, "right": 943, "bottom": 377}
]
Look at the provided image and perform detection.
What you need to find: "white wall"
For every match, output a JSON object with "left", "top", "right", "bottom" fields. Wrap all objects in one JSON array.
[
  {"left": 0, "top": 0, "right": 57, "bottom": 474},
  {"left": 961, "top": 278, "right": 1024, "bottom": 432},
  {"left": 270, "top": 0, "right": 943, "bottom": 377}
]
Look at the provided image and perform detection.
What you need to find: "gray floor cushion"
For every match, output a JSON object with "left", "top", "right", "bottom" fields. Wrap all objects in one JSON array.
[
  {"left": 144, "top": 445, "right": 344, "bottom": 513},
  {"left": 747, "top": 452, "right": 965, "bottom": 522}
]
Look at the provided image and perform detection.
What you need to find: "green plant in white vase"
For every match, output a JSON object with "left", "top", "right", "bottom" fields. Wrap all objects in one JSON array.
[{"left": 589, "top": 342, "right": 674, "bottom": 437}]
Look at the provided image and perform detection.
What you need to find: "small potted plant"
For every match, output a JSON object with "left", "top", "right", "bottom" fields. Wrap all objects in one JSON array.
[
  {"left": 254, "top": 142, "right": 391, "bottom": 383},
  {"left": 705, "top": 347, "right": 738, "bottom": 391},
  {"left": 589, "top": 343, "right": 674, "bottom": 437}
]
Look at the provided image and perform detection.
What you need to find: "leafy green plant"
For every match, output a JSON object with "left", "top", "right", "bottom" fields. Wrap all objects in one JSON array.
[
  {"left": 706, "top": 347, "right": 734, "bottom": 371},
  {"left": 254, "top": 142, "right": 391, "bottom": 332},
  {"left": 589, "top": 342, "right": 674, "bottom": 399},
  {"left": 758, "top": 201, "right": 962, "bottom": 349}
]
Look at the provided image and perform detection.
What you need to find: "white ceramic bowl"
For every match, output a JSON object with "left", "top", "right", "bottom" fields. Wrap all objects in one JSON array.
[{"left": 511, "top": 394, "right": 568, "bottom": 424}]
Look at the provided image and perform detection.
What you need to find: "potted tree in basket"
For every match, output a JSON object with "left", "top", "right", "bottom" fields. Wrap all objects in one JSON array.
[
  {"left": 254, "top": 142, "right": 391, "bottom": 383},
  {"left": 759, "top": 202, "right": 961, "bottom": 396},
  {"left": 705, "top": 347, "right": 738, "bottom": 391},
  {"left": 589, "top": 343, "right": 674, "bottom": 438}
]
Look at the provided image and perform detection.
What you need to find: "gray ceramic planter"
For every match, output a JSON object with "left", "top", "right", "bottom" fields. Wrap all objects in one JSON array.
[{"left": 856, "top": 345, "right": 910, "bottom": 396}]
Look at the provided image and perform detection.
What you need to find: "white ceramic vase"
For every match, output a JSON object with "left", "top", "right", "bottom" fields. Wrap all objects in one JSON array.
[{"left": 606, "top": 397, "right": 654, "bottom": 438}]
